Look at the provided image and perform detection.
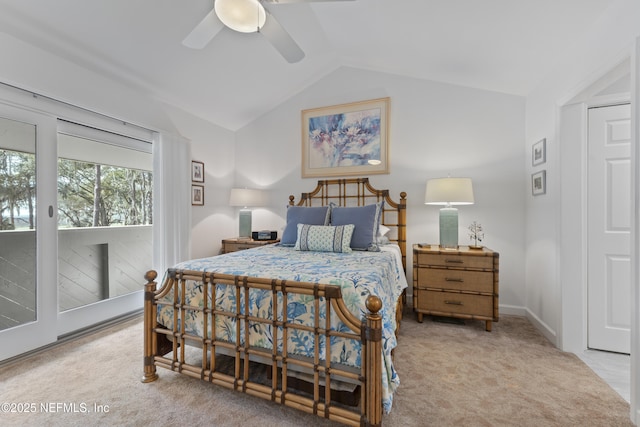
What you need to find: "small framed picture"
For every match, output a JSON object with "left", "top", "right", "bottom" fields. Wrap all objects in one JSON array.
[
  {"left": 532, "top": 138, "right": 546, "bottom": 166},
  {"left": 531, "top": 170, "right": 546, "bottom": 196},
  {"left": 191, "top": 161, "right": 204, "bottom": 183},
  {"left": 191, "top": 185, "right": 204, "bottom": 206}
]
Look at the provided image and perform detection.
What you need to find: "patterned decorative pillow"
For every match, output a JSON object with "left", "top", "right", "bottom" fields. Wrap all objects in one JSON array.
[
  {"left": 281, "top": 205, "right": 331, "bottom": 246},
  {"left": 294, "top": 224, "right": 355, "bottom": 253},
  {"left": 330, "top": 201, "right": 384, "bottom": 251}
]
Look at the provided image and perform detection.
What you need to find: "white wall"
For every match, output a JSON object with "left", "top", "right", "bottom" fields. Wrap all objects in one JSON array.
[
  {"left": 160, "top": 104, "right": 236, "bottom": 259},
  {"left": 524, "top": 0, "right": 640, "bottom": 348},
  {"left": 0, "top": 30, "right": 237, "bottom": 261},
  {"left": 525, "top": 1, "right": 640, "bottom": 422},
  {"left": 232, "top": 66, "right": 526, "bottom": 309},
  {"left": 0, "top": 32, "right": 173, "bottom": 133}
]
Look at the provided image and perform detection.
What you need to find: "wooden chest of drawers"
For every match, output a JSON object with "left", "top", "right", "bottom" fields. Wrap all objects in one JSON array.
[{"left": 413, "top": 244, "right": 499, "bottom": 331}]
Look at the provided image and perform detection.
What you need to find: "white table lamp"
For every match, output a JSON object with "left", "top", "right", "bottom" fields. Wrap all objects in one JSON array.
[
  {"left": 229, "top": 188, "right": 267, "bottom": 238},
  {"left": 424, "top": 177, "right": 474, "bottom": 249}
]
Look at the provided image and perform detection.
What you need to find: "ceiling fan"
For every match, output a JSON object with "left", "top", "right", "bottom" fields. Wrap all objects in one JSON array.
[{"left": 182, "top": 0, "right": 354, "bottom": 63}]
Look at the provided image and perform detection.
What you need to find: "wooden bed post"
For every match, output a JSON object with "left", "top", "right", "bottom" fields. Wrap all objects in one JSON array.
[
  {"left": 142, "top": 270, "right": 159, "bottom": 383},
  {"left": 363, "top": 295, "right": 383, "bottom": 427},
  {"left": 397, "top": 191, "right": 407, "bottom": 272}
]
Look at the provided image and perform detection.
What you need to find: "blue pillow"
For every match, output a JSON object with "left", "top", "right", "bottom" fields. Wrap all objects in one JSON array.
[
  {"left": 330, "top": 201, "right": 383, "bottom": 251},
  {"left": 281, "top": 205, "right": 330, "bottom": 246},
  {"left": 294, "top": 224, "right": 354, "bottom": 253}
]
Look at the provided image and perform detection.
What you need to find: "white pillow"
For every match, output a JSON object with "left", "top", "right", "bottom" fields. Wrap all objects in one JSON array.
[
  {"left": 377, "top": 224, "right": 391, "bottom": 245},
  {"left": 378, "top": 224, "right": 391, "bottom": 237}
]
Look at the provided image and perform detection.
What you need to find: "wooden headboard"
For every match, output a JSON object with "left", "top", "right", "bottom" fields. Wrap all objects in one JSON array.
[{"left": 289, "top": 178, "right": 407, "bottom": 270}]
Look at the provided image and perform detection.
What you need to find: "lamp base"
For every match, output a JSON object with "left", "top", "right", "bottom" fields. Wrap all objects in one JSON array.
[
  {"left": 439, "top": 207, "right": 458, "bottom": 249},
  {"left": 239, "top": 209, "right": 252, "bottom": 238}
]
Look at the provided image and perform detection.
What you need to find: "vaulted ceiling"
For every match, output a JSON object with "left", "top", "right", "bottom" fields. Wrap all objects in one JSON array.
[{"left": 0, "top": 0, "right": 614, "bottom": 130}]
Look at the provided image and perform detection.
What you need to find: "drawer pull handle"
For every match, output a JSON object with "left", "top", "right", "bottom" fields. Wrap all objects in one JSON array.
[
  {"left": 444, "top": 300, "right": 463, "bottom": 305},
  {"left": 445, "top": 278, "right": 464, "bottom": 282},
  {"left": 445, "top": 259, "right": 464, "bottom": 264}
]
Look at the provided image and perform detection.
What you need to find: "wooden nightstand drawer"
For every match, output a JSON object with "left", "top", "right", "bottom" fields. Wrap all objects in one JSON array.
[
  {"left": 417, "top": 290, "right": 493, "bottom": 318},
  {"left": 416, "top": 252, "right": 494, "bottom": 270},
  {"left": 222, "top": 238, "right": 279, "bottom": 254},
  {"left": 416, "top": 269, "right": 493, "bottom": 293},
  {"left": 227, "top": 243, "right": 255, "bottom": 252}
]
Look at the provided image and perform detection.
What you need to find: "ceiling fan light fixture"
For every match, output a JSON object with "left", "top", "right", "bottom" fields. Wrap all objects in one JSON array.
[{"left": 215, "top": 0, "right": 266, "bottom": 34}]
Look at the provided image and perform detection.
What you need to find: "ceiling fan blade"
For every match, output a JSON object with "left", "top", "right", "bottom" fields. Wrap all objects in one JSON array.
[
  {"left": 182, "top": 9, "right": 225, "bottom": 49},
  {"left": 260, "top": 10, "right": 305, "bottom": 63},
  {"left": 264, "top": 0, "right": 354, "bottom": 3}
]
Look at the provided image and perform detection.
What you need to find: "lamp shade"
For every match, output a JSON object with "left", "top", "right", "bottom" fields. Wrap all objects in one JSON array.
[
  {"left": 424, "top": 178, "right": 474, "bottom": 206},
  {"left": 215, "top": 0, "right": 266, "bottom": 33},
  {"left": 229, "top": 188, "right": 267, "bottom": 207}
]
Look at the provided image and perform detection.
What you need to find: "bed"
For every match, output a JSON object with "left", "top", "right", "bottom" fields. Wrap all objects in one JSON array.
[{"left": 141, "top": 178, "right": 407, "bottom": 426}]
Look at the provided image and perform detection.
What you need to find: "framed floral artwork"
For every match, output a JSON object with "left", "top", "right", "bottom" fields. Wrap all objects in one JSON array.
[{"left": 301, "top": 97, "right": 390, "bottom": 178}]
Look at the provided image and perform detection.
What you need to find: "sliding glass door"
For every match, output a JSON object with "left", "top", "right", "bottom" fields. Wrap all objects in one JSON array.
[
  {"left": 56, "top": 121, "right": 153, "bottom": 336},
  {"left": 0, "top": 98, "right": 154, "bottom": 360},
  {"left": 0, "top": 105, "right": 57, "bottom": 360}
]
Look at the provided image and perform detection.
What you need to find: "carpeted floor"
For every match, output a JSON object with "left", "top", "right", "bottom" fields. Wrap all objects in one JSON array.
[{"left": 0, "top": 310, "right": 634, "bottom": 426}]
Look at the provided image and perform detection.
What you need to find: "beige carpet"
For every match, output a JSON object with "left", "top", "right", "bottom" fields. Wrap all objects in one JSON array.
[{"left": 0, "top": 310, "right": 633, "bottom": 427}]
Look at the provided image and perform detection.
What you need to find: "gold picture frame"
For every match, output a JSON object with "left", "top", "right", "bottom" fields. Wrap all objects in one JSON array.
[{"left": 301, "top": 97, "right": 390, "bottom": 178}]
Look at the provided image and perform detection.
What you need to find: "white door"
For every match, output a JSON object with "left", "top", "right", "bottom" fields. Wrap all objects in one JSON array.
[
  {"left": 587, "top": 103, "right": 631, "bottom": 354},
  {"left": 0, "top": 105, "right": 58, "bottom": 360}
]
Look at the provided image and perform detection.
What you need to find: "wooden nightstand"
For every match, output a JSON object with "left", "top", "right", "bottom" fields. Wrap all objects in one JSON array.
[
  {"left": 222, "top": 238, "right": 280, "bottom": 254},
  {"left": 413, "top": 244, "right": 499, "bottom": 331}
]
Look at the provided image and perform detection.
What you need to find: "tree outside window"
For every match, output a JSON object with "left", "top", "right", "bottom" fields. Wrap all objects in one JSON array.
[{"left": 0, "top": 149, "right": 152, "bottom": 230}]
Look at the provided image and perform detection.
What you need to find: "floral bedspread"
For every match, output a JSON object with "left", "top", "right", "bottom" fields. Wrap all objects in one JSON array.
[{"left": 157, "top": 244, "right": 407, "bottom": 413}]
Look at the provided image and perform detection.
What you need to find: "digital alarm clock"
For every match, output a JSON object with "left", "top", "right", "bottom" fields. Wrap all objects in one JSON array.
[{"left": 252, "top": 230, "right": 278, "bottom": 241}]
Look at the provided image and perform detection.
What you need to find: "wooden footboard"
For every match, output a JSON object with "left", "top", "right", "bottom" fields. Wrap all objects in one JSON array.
[{"left": 141, "top": 269, "right": 383, "bottom": 426}]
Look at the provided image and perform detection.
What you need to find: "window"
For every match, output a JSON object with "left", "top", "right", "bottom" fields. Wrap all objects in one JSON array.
[
  {"left": 0, "top": 116, "right": 37, "bottom": 332},
  {"left": 56, "top": 121, "right": 153, "bottom": 312},
  {"left": 0, "top": 148, "right": 35, "bottom": 230},
  {"left": 57, "top": 159, "right": 152, "bottom": 228}
]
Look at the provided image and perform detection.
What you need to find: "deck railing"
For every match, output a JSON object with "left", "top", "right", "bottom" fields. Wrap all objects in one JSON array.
[{"left": 0, "top": 225, "right": 151, "bottom": 331}]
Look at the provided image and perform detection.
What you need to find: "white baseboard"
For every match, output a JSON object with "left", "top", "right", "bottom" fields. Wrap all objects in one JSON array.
[
  {"left": 498, "top": 304, "right": 526, "bottom": 317},
  {"left": 524, "top": 308, "right": 558, "bottom": 346},
  {"left": 408, "top": 301, "right": 559, "bottom": 346},
  {"left": 499, "top": 304, "right": 558, "bottom": 346}
]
